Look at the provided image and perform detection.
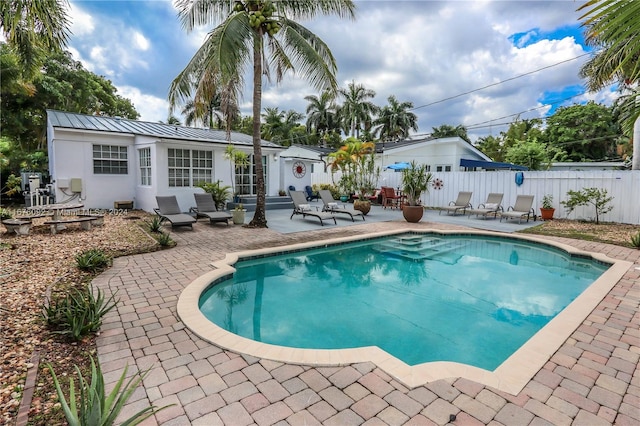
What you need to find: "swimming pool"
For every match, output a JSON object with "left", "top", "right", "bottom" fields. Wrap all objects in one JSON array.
[{"left": 178, "top": 229, "right": 630, "bottom": 393}]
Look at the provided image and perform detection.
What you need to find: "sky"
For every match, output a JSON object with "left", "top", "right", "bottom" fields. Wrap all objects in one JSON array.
[{"left": 65, "top": 0, "right": 618, "bottom": 142}]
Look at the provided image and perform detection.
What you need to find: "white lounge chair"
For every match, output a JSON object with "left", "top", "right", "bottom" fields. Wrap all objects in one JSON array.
[
  {"left": 466, "top": 193, "right": 504, "bottom": 219},
  {"left": 500, "top": 195, "right": 535, "bottom": 223},
  {"left": 191, "top": 193, "right": 232, "bottom": 225},
  {"left": 318, "top": 190, "right": 365, "bottom": 222},
  {"left": 154, "top": 196, "right": 196, "bottom": 229},
  {"left": 439, "top": 191, "right": 473, "bottom": 216},
  {"left": 290, "top": 191, "right": 336, "bottom": 226}
]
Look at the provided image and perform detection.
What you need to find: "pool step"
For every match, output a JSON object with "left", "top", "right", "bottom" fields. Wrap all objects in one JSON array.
[{"left": 375, "top": 236, "right": 469, "bottom": 262}]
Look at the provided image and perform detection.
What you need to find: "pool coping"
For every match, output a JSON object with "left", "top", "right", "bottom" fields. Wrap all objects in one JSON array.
[{"left": 176, "top": 228, "right": 632, "bottom": 395}]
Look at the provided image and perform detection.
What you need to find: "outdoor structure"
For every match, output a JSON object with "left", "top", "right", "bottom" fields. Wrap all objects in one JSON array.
[
  {"left": 46, "top": 110, "right": 284, "bottom": 212},
  {"left": 278, "top": 144, "right": 331, "bottom": 193}
]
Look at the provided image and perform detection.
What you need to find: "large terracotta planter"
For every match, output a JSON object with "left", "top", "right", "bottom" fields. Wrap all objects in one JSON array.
[
  {"left": 539, "top": 208, "right": 555, "bottom": 221},
  {"left": 353, "top": 200, "right": 371, "bottom": 215},
  {"left": 402, "top": 205, "right": 424, "bottom": 223}
]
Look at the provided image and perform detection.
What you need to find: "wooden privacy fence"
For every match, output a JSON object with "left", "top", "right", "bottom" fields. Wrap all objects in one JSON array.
[{"left": 311, "top": 170, "right": 640, "bottom": 225}]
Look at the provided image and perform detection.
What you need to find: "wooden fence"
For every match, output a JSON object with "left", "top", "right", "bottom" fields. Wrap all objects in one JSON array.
[{"left": 311, "top": 169, "right": 640, "bottom": 225}]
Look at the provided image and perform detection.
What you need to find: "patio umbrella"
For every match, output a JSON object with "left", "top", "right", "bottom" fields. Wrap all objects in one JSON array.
[{"left": 385, "top": 162, "right": 411, "bottom": 170}]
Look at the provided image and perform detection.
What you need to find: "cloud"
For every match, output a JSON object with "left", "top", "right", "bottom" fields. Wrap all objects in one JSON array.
[
  {"left": 68, "top": 3, "right": 94, "bottom": 36},
  {"left": 118, "top": 86, "right": 170, "bottom": 123}
]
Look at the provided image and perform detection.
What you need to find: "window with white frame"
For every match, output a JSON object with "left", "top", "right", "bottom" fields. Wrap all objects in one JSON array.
[
  {"left": 93, "top": 145, "right": 128, "bottom": 174},
  {"left": 167, "top": 148, "right": 213, "bottom": 187},
  {"left": 435, "top": 165, "right": 452, "bottom": 172},
  {"left": 139, "top": 148, "right": 151, "bottom": 186},
  {"left": 235, "top": 155, "right": 267, "bottom": 195}
]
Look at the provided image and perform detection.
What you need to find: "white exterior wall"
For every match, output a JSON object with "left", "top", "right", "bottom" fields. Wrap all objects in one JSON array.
[{"left": 49, "top": 129, "right": 136, "bottom": 209}]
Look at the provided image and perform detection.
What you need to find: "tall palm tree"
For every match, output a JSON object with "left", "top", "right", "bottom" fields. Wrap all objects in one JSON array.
[
  {"left": 169, "top": 0, "right": 356, "bottom": 227},
  {"left": 0, "top": 0, "right": 70, "bottom": 77},
  {"left": 431, "top": 124, "right": 472, "bottom": 143},
  {"left": 578, "top": 0, "right": 640, "bottom": 169},
  {"left": 305, "top": 89, "right": 339, "bottom": 137},
  {"left": 181, "top": 97, "right": 223, "bottom": 128},
  {"left": 374, "top": 95, "right": 418, "bottom": 142},
  {"left": 261, "top": 107, "right": 304, "bottom": 145},
  {"left": 337, "top": 80, "right": 378, "bottom": 138}
]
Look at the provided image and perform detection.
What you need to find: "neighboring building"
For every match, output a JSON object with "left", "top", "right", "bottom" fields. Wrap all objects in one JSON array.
[
  {"left": 47, "top": 110, "right": 284, "bottom": 212},
  {"left": 549, "top": 161, "right": 629, "bottom": 171},
  {"left": 278, "top": 145, "right": 332, "bottom": 192}
]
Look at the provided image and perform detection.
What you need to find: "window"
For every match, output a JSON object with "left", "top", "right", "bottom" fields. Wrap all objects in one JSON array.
[
  {"left": 139, "top": 148, "right": 151, "bottom": 186},
  {"left": 235, "top": 155, "right": 267, "bottom": 195},
  {"left": 167, "top": 148, "right": 213, "bottom": 187},
  {"left": 93, "top": 145, "right": 128, "bottom": 174},
  {"left": 435, "top": 165, "right": 452, "bottom": 172}
]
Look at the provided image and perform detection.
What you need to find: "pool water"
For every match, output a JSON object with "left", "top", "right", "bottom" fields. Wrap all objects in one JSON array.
[{"left": 199, "top": 234, "right": 608, "bottom": 370}]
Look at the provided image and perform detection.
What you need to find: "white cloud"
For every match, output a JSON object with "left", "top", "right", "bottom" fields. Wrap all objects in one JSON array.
[
  {"left": 118, "top": 86, "right": 170, "bottom": 123},
  {"left": 133, "top": 31, "right": 150, "bottom": 51},
  {"left": 69, "top": 3, "right": 94, "bottom": 36}
]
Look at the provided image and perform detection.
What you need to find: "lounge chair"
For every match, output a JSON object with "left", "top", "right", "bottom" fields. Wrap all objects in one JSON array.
[
  {"left": 439, "top": 191, "right": 473, "bottom": 215},
  {"left": 290, "top": 190, "right": 336, "bottom": 226},
  {"left": 318, "top": 190, "right": 365, "bottom": 222},
  {"left": 500, "top": 195, "right": 535, "bottom": 223},
  {"left": 304, "top": 185, "right": 320, "bottom": 202},
  {"left": 154, "top": 196, "right": 196, "bottom": 229},
  {"left": 466, "top": 193, "right": 504, "bottom": 219},
  {"left": 190, "top": 193, "right": 232, "bottom": 225}
]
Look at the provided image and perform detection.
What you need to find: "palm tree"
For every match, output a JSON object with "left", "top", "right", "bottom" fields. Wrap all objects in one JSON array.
[
  {"left": 181, "top": 97, "right": 221, "bottom": 128},
  {"left": 0, "top": 0, "right": 71, "bottom": 77},
  {"left": 261, "top": 107, "right": 304, "bottom": 145},
  {"left": 431, "top": 124, "right": 471, "bottom": 143},
  {"left": 374, "top": 95, "right": 418, "bottom": 142},
  {"left": 578, "top": 0, "right": 640, "bottom": 169},
  {"left": 169, "top": 0, "right": 356, "bottom": 227},
  {"left": 337, "top": 80, "right": 378, "bottom": 138},
  {"left": 305, "top": 89, "right": 339, "bottom": 137}
]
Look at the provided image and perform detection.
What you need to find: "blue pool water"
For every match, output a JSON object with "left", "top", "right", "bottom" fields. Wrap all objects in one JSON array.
[{"left": 199, "top": 233, "right": 609, "bottom": 370}]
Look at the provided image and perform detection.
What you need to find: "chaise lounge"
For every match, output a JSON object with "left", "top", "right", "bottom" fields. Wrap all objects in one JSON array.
[
  {"left": 466, "top": 193, "right": 504, "bottom": 219},
  {"left": 318, "top": 190, "right": 365, "bottom": 222},
  {"left": 439, "top": 191, "right": 473, "bottom": 216},
  {"left": 500, "top": 195, "right": 535, "bottom": 223},
  {"left": 190, "top": 193, "right": 232, "bottom": 225},
  {"left": 155, "top": 195, "right": 197, "bottom": 229},
  {"left": 290, "top": 190, "right": 336, "bottom": 226}
]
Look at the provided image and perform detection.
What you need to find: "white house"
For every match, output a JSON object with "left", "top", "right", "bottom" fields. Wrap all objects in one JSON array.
[{"left": 47, "top": 110, "right": 284, "bottom": 212}]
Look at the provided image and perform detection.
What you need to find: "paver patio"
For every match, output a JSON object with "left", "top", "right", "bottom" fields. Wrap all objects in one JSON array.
[{"left": 93, "top": 215, "right": 640, "bottom": 425}]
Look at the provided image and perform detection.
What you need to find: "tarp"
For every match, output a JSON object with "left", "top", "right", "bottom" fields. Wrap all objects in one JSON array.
[{"left": 385, "top": 162, "right": 411, "bottom": 170}]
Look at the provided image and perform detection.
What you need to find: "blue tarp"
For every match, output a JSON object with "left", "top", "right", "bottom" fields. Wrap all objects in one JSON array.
[{"left": 385, "top": 162, "right": 411, "bottom": 170}]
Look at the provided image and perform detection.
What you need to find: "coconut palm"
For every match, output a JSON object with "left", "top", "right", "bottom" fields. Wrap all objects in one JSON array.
[
  {"left": 261, "top": 107, "right": 304, "bottom": 145},
  {"left": 374, "top": 95, "right": 418, "bottom": 142},
  {"left": 305, "top": 89, "right": 339, "bottom": 136},
  {"left": 169, "top": 0, "right": 356, "bottom": 227},
  {"left": 578, "top": 0, "right": 640, "bottom": 169},
  {"left": 431, "top": 124, "right": 472, "bottom": 143},
  {"left": 181, "top": 96, "right": 223, "bottom": 128},
  {"left": 0, "top": 0, "right": 70, "bottom": 77},
  {"left": 337, "top": 80, "right": 378, "bottom": 138}
]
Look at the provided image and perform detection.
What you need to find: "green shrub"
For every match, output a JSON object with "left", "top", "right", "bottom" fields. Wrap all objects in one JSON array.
[
  {"left": 0, "top": 208, "right": 12, "bottom": 220},
  {"left": 560, "top": 187, "right": 613, "bottom": 224},
  {"left": 196, "top": 180, "right": 232, "bottom": 210},
  {"left": 75, "top": 249, "right": 111, "bottom": 272},
  {"left": 156, "top": 232, "right": 173, "bottom": 247},
  {"left": 48, "top": 356, "right": 170, "bottom": 426},
  {"left": 43, "top": 288, "right": 118, "bottom": 341},
  {"left": 147, "top": 216, "right": 163, "bottom": 233},
  {"left": 315, "top": 183, "right": 340, "bottom": 200},
  {"left": 631, "top": 231, "right": 640, "bottom": 249}
]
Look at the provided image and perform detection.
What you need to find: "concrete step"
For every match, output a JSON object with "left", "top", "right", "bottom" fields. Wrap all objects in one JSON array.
[{"left": 228, "top": 196, "right": 294, "bottom": 212}]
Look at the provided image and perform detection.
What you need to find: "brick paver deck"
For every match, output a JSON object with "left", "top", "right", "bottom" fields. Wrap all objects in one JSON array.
[{"left": 93, "top": 219, "right": 640, "bottom": 425}]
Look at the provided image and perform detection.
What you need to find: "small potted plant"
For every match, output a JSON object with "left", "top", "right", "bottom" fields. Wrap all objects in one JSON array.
[
  {"left": 540, "top": 194, "right": 555, "bottom": 220},
  {"left": 232, "top": 203, "right": 246, "bottom": 225},
  {"left": 401, "top": 160, "right": 433, "bottom": 223}
]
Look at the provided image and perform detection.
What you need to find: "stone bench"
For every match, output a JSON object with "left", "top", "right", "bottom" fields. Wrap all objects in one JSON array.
[
  {"left": 2, "top": 219, "right": 32, "bottom": 235},
  {"left": 77, "top": 213, "right": 105, "bottom": 226},
  {"left": 43, "top": 217, "right": 97, "bottom": 235}
]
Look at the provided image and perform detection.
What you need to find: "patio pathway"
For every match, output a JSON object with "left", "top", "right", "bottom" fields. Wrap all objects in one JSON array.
[{"left": 93, "top": 218, "right": 640, "bottom": 425}]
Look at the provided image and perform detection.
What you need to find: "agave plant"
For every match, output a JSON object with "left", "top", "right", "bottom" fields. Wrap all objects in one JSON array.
[{"left": 48, "top": 357, "right": 170, "bottom": 426}]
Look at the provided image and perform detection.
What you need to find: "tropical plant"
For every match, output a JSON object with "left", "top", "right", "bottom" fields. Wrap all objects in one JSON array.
[
  {"left": 328, "top": 137, "right": 379, "bottom": 200},
  {"left": 156, "top": 231, "right": 173, "bottom": 247},
  {"left": 631, "top": 231, "right": 640, "bottom": 249},
  {"left": 305, "top": 89, "right": 339, "bottom": 136},
  {"left": 560, "top": 187, "right": 614, "bottom": 224},
  {"left": 169, "top": 0, "right": 357, "bottom": 227},
  {"left": 578, "top": 0, "right": 640, "bottom": 169},
  {"left": 223, "top": 145, "right": 249, "bottom": 197},
  {"left": 43, "top": 287, "right": 118, "bottom": 341},
  {"left": 504, "top": 138, "right": 550, "bottom": 170},
  {"left": 431, "top": 124, "right": 471, "bottom": 143},
  {"left": 47, "top": 356, "right": 169, "bottom": 426},
  {"left": 401, "top": 161, "right": 433, "bottom": 206},
  {"left": 374, "top": 95, "right": 418, "bottom": 142},
  {"left": 146, "top": 216, "right": 163, "bottom": 233},
  {"left": 541, "top": 194, "right": 554, "bottom": 209},
  {"left": 0, "top": 207, "right": 12, "bottom": 220},
  {"left": 260, "top": 107, "right": 304, "bottom": 145},
  {"left": 75, "top": 249, "right": 111, "bottom": 272},
  {"left": 337, "top": 80, "right": 378, "bottom": 138},
  {"left": 196, "top": 180, "right": 232, "bottom": 210}
]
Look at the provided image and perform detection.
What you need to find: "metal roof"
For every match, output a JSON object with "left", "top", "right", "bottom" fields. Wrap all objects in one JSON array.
[{"left": 47, "top": 110, "right": 282, "bottom": 148}]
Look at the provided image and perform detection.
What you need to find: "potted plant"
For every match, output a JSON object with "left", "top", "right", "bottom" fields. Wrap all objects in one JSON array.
[
  {"left": 540, "top": 194, "right": 555, "bottom": 221},
  {"left": 196, "top": 180, "right": 232, "bottom": 210},
  {"left": 401, "top": 161, "right": 433, "bottom": 223},
  {"left": 328, "top": 138, "right": 380, "bottom": 215},
  {"left": 232, "top": 203, "right": 246, "bottom": 225}
]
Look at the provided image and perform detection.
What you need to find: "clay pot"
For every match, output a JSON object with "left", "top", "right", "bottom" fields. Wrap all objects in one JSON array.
[
  {"left": 353, "top": 200, "right": 371, "bottom": 215},
  {"left": 402, "top": 205, "right": 424, "bottom": 223}
]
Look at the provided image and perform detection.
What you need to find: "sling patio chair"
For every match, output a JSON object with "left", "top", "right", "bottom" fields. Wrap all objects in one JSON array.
[
  {"left": 190, "top": 193, "right": 232, "bottom": 225},
  {"left": 439, "top": 191, "right": 473, "bottom": 216},
  {"left": 500, "top": 195, "right": 535, "bottom": 223},
  {"left": 290, "top": 190, "right": 336, "bottom": 226},
  {"left": 154, "top": 195, "right": 196, "bottom": 229},
  {"left": 466, "top": 193, "right": 504, "bottom": 219},
  {"left": 381, "top": 186, "right": 403, "bottom": 209},
  {"left": 318, "top": 189, "right": 365, "bottom": 222}
]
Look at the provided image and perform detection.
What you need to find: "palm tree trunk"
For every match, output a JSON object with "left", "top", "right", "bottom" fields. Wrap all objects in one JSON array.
[
  {"left": 249, "top": 33, "right": 267, "bottom": 227},
  {"left": 633, "top": 115, "right": 640, "bottom": 170}
]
